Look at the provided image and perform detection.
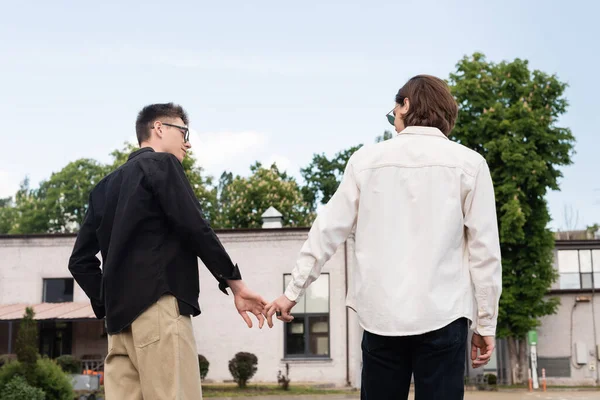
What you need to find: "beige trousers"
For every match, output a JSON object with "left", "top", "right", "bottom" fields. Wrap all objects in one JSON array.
[{"left": 104, "top": 295, "right": 203, "bottom": 399}]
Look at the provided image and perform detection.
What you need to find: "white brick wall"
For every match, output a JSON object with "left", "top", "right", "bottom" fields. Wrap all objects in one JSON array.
[
  {"left": 3, "top": 234, "right": 598, "bottom": 386},
  {"left": 0, "top": 231, "right": 357, "bottom": 385}
]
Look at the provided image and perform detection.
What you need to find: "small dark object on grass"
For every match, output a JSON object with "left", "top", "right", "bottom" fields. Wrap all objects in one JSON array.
[{"left": 277, "top": 363, "right": 291, "bottom": 390}]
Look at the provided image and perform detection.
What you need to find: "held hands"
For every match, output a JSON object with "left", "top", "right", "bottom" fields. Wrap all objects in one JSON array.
[
  {"left": 471, "top": 333, "right": 495, "bottom": 368},
  {"left": 227, "top": 280, "right": 268, "bottom": 329},
  {"left": 264, "top": 294, "right": 296, "bottom": 328},
  {"left": 227, "top": 280, "right": 296, "bottom": 329}
]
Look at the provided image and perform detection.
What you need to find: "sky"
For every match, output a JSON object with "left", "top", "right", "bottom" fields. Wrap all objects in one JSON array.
[{"left": 0, "top": 0, "right": 598, "bottom": 230}]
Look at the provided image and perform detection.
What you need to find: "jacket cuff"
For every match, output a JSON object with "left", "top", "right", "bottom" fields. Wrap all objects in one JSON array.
[
  {"left": 284, "top": 282, "right": 305, "bottom": 302},
  {"left": 474, "top": 324, "right": 496, "bottom": 337},
  {"left": 218, "top": 263, "right": 243, "bottom": 295}
]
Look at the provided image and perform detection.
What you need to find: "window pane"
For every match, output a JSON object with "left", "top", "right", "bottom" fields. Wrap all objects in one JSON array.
[
  {"left": 285, "top": 317, "right": 305, "bottom": 356},
  {"left": 43, "top": 279, "right": 74, "bottom": 303},
  {"left": 306, "top": 275, "right": 329, "bottom": 313},
  {"left": 579, "top": 251, "right": 592, "bottom": 273},
  {"left": 594, "top": 273, "right": 600, "bottom": 289},
  {"left": 284, "top": 275, "right": 305, "bottom": 313},
  {"left": 593, "top": 250, "right": 600, "bottom": 272},
  {"left": 557, "top": 251, "right": 579, "bottom": 273},
  {"left": 308, "top": 316, "right": 329, "bottom": 356},
  {"left": 581, "top": 273, "right": 593, "bottom": 289},
  {"left": 559, "top": 274, "right": 581, "bottom": 290}
]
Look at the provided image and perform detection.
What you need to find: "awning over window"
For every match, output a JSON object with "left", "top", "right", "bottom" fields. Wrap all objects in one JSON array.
[{"left": 0, "top": 302, "right": 96, "bottom": 321}]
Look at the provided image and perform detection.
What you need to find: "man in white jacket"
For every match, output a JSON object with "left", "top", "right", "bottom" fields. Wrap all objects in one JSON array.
[{"left": 266, "top": 75, "right": 502, "bottom": 400}]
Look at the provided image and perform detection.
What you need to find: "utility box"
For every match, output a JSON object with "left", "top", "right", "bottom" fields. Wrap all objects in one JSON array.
[{"left": 574, "top": 342, "right": 587, "bottom": 365}]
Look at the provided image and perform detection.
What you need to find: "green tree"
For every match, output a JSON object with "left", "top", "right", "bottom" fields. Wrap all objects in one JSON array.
[
  {"left": 375, "top": 129, "right": 394, "bottom": 143},
  {"left": 0, "top": 197, "right": 16, "bottom": 234},
  {"left": 2, "top": 143, "right": 218, "bottom": 234},
  {"left": 40, "top": 159, "right": 107, "bottom": 233},
  {"left": 449, "top": 52, "right": 575, "bottom": 383},
  {"left": 300, "top": 145, "right": 362, "bottom": 211},
  {"left": 9, "top": 179, "right": 49, "bottom": 234},
  {"left": 213, "top": 163, "right": 313, "bottom": 229},
  {"left": 15, "top": 307, "right": 38, "bottom": 380}
]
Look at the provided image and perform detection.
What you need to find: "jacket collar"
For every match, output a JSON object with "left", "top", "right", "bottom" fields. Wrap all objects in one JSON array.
[
  {"left": 398, "top": 126, "right": 448, "bottom": 140},
  {"left": 128, "top": 147, "right": 155, "bottom": 161}
]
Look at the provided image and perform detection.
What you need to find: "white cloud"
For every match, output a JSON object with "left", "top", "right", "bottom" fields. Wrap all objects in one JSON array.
[
  {"left": 264, "top": 154, "right": 293, "bottom": 172},
  {"left": 189, "top": 130, "right": 269, "bottom": 175},
  {"left": 0, "top": 170, "right": 20, "bottom": 199}
]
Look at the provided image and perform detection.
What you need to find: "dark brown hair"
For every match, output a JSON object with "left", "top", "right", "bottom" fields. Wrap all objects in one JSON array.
[
  {"left": 135, "top": 103, "right": 189, "bottom": 145},
  {"left": 396, "top": 75, "right": 458, "bottom": 136}
]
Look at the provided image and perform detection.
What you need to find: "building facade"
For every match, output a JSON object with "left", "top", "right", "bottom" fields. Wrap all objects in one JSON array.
[{"left": 0, "top": 227, "right": 598, "bottom": 386}]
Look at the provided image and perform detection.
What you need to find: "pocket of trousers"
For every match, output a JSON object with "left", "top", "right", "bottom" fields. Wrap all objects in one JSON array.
[
  {"left": 132, "top": 302, "right": 160, "bottom": 348},
  {"left": 422, "top": 318, "right": 468, "bottom": 350},
  {"left": 362, "top": 331, "right": 391, "bottom": 353}
]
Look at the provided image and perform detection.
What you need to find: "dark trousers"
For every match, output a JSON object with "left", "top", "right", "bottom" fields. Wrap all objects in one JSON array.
[{"left": 361, "top": 318, "right": 468, "bottom": 400}]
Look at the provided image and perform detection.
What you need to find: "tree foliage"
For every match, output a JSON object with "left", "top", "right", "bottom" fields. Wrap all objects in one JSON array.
[
  {"left": 449, "top": 52, "right": 575, "bottom": 382},
  {"left": 300, "top": 145, "right": 362, "bottom": 211},
  {"left": 213, "top": 163, "right": 313, "bottom": 229},
  {"left": 449, "top": 52, "right": 575, "bottom": 339}
]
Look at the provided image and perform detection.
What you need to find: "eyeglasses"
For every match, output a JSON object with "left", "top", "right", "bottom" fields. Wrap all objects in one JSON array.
[{"left": 161, "top": 122, "right": 190, "bottom": 143}]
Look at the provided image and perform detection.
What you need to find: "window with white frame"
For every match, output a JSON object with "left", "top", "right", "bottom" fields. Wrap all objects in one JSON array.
[
  {"left": 283, "top": 273, "right": 330, "bottom": 358},
  {"left": 556, "top": 249, "right": 600, "bottom": 290}
]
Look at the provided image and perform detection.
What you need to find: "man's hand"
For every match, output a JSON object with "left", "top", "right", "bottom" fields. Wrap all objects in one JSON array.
[
  {"left": 471, "top": 333, "right": 495, "bottom": 368},
  {"left": 227, "top": 280, "right": 267, "bottom": 329},
  {"left": 265, "top": 294, "right": 296, "bottom": 328}
]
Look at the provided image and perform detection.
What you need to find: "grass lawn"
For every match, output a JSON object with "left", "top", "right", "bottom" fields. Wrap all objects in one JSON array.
[{"left": 202, "top": 383, "right": 355, "bottom": 397}]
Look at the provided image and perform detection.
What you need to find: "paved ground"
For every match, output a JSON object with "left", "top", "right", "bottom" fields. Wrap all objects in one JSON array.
[{"left": 210, "top": 391, "right": 600, "bottom": 400}]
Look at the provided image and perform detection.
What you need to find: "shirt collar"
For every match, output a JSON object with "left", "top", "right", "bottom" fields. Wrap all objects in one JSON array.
[
  {"left": 398, "top": 126, "right": 448, "bottom": 140},
  {"left": 128, "top": 147, "right": 155, "bottom": 161}
]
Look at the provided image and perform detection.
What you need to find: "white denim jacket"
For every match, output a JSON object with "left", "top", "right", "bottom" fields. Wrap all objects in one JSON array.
[{"left": 285, "top": 126, "right": 502, "bottom": 336}]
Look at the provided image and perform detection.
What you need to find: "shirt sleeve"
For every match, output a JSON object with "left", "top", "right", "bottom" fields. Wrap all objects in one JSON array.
[
  {"left": 68, "top": 196, "right": 105, "bottom": 319},
  {"left": 464, "top": 160, "right": 503, "bottom": 336},
  {"left": 149, "top": 154, "right": 241, "bottom": 294},
  {"left": 285, "top": 156, "right": 360, "bottom": 302}
]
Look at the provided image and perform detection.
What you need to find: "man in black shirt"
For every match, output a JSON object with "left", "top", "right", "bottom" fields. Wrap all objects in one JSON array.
[{"left": 69, "top": 103, "right": 267, "bottom": 399}]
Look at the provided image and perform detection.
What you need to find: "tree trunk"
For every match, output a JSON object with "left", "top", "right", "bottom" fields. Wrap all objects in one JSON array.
[
  {"left": 507, "top": 336, "right": 530, "bottom": 385},
  {"left": 507, "top": 337, "right": 520, "bottom": 384},
  {"left": 518, "top": 338, "right": 529, "bottom": 384}
]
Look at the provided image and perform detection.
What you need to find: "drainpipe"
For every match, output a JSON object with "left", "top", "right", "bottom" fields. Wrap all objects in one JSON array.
[
  {"left": 7, "top": 321, "right": 13, "bottom": 354},
  {"left": 344, "top": 240, "right": 350, "bottom": 387},
  {"left": 592, "top": 282, "right": 599, "bottom": 385}
]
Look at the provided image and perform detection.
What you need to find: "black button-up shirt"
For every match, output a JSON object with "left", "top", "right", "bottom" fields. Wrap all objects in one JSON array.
[{"left": 68, "top": 147, "right": 241, "bottom": 334}]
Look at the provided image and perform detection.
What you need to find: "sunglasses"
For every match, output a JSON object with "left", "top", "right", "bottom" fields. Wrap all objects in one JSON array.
[
  {"left": 386, "top": 96, "right": 406, "bottom": 126},
  {"left": 161, "top": 122, "right": 190, "bottom": 143},
  {"left": 386, "top": 108, "right": 395, "bottom": 126}
]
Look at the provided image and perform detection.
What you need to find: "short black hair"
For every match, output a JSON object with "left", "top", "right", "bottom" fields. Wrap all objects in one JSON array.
[{"left": 135, "top": 103, "right": 189, "bottom": 145}]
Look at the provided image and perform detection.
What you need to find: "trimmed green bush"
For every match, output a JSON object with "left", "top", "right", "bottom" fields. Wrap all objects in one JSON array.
[
  {"left": 0, "top": 354, "right": 17, "bottom": 368},
  {"left": 0, "top": 358, "right": 73, "bottom": 400},
  {"left": 198, "top": 354, "right": 209, "bottom": 380},
  {"left": 0, "top": 375, "right": 45, "bottom": 400},
  {"left": 228, "top": 352, "right": 258, "bottom": 388},
  {"left": 55, "top": 355, "right": 81, "bottom": 374},
  {"left": 15, "top": 308, "right": 38, "bottom": 367},
  {"left": 486, "top": 373, "right": 498, "bottom": 385}
]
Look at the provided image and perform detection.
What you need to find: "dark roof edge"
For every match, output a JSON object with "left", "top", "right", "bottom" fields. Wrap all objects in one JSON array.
[{"left": 0, "top": 226, "right": 311, "bottom": 240}]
